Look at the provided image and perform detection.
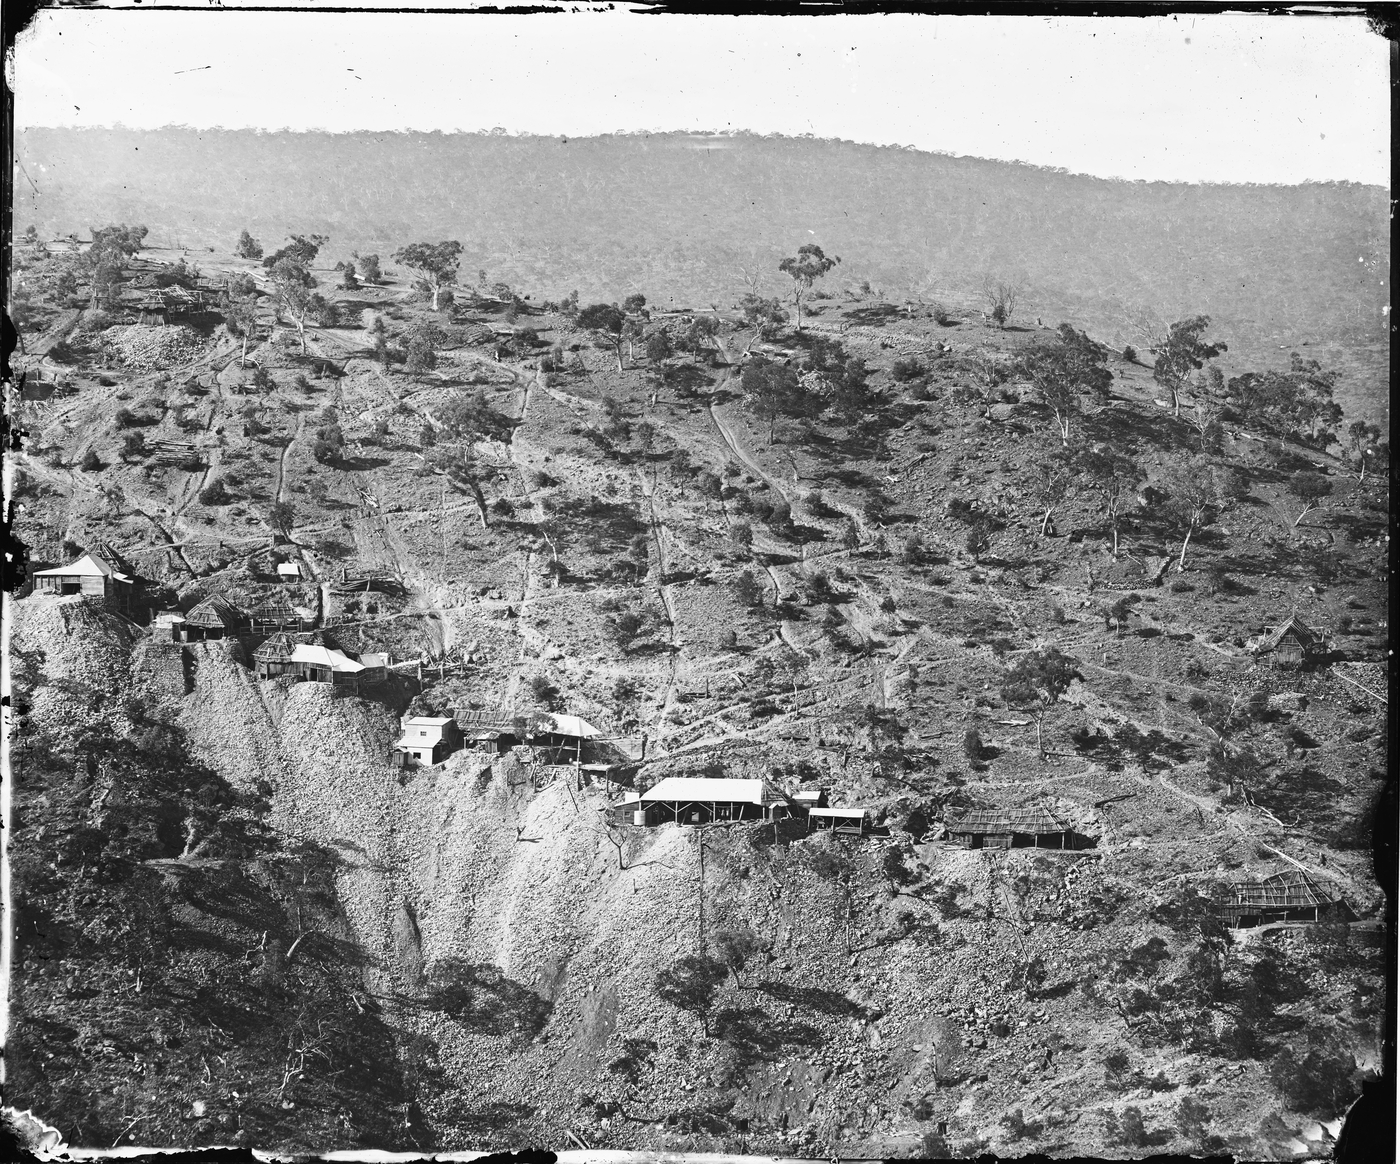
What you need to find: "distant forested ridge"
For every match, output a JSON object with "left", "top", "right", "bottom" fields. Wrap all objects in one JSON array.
[{"left": 15, "top": 127, "right": 1388, "bottom": 418}]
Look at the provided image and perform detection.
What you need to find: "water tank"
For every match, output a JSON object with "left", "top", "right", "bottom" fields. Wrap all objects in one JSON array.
[{"left": 632, "top": 810, "right": 647, "bottom": 827}]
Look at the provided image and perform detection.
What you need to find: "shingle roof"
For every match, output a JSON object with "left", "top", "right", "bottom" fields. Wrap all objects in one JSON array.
[
  {"left": 641, "top": 777, "right": 768, "bottom": 805},
  {"left": 948, "top": 805, "right": 1065, "bottom": 835}
]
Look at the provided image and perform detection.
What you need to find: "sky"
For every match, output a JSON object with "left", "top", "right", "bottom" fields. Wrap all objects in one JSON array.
[{"left": 10, "top": 5, "right": 1390, "bottom": 186}]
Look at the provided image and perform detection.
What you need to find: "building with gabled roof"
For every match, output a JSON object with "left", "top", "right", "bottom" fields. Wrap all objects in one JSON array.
[
  {"left": 253, "top": 632, "right": 299, "bottom": 678},
  {"left": 32, "top": 551, "right": 133, "bottom": 608},
  {"left": 181, "top": 595, "right": 246, "bottom": 641},
  {"left": 288, "top": 643, "right": 365, "bottom": 691},
  {"left": 248, "top": 594, "right": 310, "bottom": 635},
  {"left": 1250, "top": 616, "right": 1322, "bottom": 669},
  {"left": 637, "top": 776, "right": 771, "bottom": 826},
  {"left": 394, "top": 715, "right": 462, "bottom": 768}
]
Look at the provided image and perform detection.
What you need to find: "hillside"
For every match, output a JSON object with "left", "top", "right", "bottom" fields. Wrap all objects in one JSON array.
[
  {"left": 13, "top": 129, "right": 1390, "bottom": 424},
  {"left": 4, "top": 228, "right": 1390, "bottom": 1159}
]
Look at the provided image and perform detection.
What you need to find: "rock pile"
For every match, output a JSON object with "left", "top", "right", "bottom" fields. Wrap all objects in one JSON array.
[{"left": 102, "top": 324, "right": 207, "bottom": 370}]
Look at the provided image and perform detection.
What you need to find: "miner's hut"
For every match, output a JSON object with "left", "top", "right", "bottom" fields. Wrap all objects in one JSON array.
[
  {"left": 457, "top": 709, "right": 520, "bottom": 752},
  {"left": 181, "top": 595, "right": 246, "bottom": 641},
  {"left": 31, "top": 552, "right": 133, "bottom": 610},
  {"left": 248, "top": 594, "right": 310, "bottom": 636},
  {"left": 287, "top": 643, "right": 366, "bottom": 692},
  {"left": 946, "top": 805, "right": 1076, "bottom": 850},
  {"left": 253, "top": 632, "right": 299, "bottom": 679},
  {"left": 393, "top": 716, "right": 462, "bottom": 768},
  {"left": 807, "top": 807, "right": 869, "bottom": 837},
  {"left": 1217, "top": 869, "right": 1350, "bottom": 929},
  {"left": 1253, "top": 616, "right": 1321, "bottom": 670}
]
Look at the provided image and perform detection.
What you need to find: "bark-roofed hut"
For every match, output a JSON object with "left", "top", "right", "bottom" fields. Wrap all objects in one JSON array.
[
  {"left": 1252, "top": 616, "right": 1321, "bottom": 669},
  {"left": 249, "top": 594, "right": 308, "bottom": 635},
  {"left": 253, "top": 632, "right": 299, "bottom": 678},
  {"left": 1218, "top": 868, "right": 1347, "bottom": 928},
  {"left": 947, "top": 805, "right": 1077, "bottom": 850},
  {"left": 182, "top": 595, "right": 245, "bottom": 641}
]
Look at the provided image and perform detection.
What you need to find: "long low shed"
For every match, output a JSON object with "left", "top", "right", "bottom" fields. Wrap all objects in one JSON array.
[
  {"left": 637, "top": 777, "right": 771, "bottom": 825},
  {"left": 947, "top": 806, "right": 1073, "bottom": 849},
  {"left": 807, "top": 807, "right": 868, "bottom": 836}
]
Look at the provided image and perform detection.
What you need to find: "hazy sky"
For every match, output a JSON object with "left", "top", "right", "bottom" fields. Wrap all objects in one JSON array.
[{"left": 12, "top": 6, "right": 1389, "bottom": 185}]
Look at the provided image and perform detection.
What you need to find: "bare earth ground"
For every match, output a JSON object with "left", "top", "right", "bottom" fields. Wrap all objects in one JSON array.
[{"left": 5, "top": 238, "right": 1389, "bottom": 1159}]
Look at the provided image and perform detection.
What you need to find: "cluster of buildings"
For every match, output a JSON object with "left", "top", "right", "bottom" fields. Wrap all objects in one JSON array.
[{"left": 391, "top": 710, "right": 606, "bottom": 771}]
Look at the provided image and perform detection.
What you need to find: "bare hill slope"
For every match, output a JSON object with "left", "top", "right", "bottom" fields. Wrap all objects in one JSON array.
[
  {"left": 5, "top": 231, "right": 1389, "bottom": 1158},
  {"left": 15, "top": 128, "right": 1389, "bottom": 421}
]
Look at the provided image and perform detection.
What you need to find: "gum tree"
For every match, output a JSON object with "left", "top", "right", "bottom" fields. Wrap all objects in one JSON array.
[
  {"left": 1154, "top": 315, "right": 1227, "bottom": 417},
  {"left": 576, "top": 303, "right": 627, "bottom": 371},
  {"left": 778, "top": 244, "right": 839, "bottom": 332},
  {"left": 1000, "top": 646, "right": 1080, "bottom": 760},
  {"left": 392, "top": 241, "right": 464, "bottom": 311},
  {"left": 1079, "top": 447, "right": 1143, "bottom": 556}
]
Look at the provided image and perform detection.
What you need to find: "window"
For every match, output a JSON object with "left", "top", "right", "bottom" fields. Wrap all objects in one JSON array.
[{"left": 420, "top": 730, "right": 427, "bottom": 736}]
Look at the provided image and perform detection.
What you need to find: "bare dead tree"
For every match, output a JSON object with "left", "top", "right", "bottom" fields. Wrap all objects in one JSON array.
[{"left": 982, "top": 276, "right": 1022, "bottom": 329}]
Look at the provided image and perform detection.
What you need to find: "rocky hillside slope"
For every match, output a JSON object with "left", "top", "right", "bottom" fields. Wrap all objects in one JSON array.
[{"left": 5, "top": 236, "right": 1390, "bottom": 1159}]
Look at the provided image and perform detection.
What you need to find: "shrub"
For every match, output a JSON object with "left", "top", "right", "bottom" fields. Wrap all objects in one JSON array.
[
  {"left": 732, "top": 570, "right": 764, "bottom": 609},
  {"left": 198, "top": 480, "right": 232, "bottom": 506},
  {"left": 1268, "top": 1043, "right": 1358, "bottom": 1116},
  {"left": 1115, "top": 1106, "right": 1148, "bottom": 1147},
  {"left": 1122, "top": 345, "right": 1137, "bottom": 363},
  {"left": 962, "top": 725, "right": 982, "bottom": 762},
  {"left": 120, "top": 431, "right": 148, "bottom": 461},
  {"left": 356, "top": 253, "right": 382, "bottom": 284},
  {"left": 931, "top": 303, "right": 952, "bottom": 326},
  {"left": 891, "top": 356, "right": 926, "bottom": 383},
  {"left": 1000, "top": 1109, "right": 1043, "bottom": 1141},
  {"left": 79, "top": 448, "right": 103, "bottom": 471},
  {"left": 529, "top": 676, "right": 560, "bottom": 708}
]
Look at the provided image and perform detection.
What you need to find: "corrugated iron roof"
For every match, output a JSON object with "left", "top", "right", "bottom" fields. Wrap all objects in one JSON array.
[
  {"left": 808, "top": 807, "right": 867, "bottom": 818},
  {"left": 640, "top": 777, "right": 768, "bottom": 805},
  {"left": 289, "top": 644, "right": 364, "bottom": 673},
  {"left": 34, "top": 552, "right": 122, "bottom": 579},
  {"left": 545, "top": 713, "right": 602, "bottom": 739},
  {"left": 948, "top": 805, "right": 1065, "bottom": 835}
]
